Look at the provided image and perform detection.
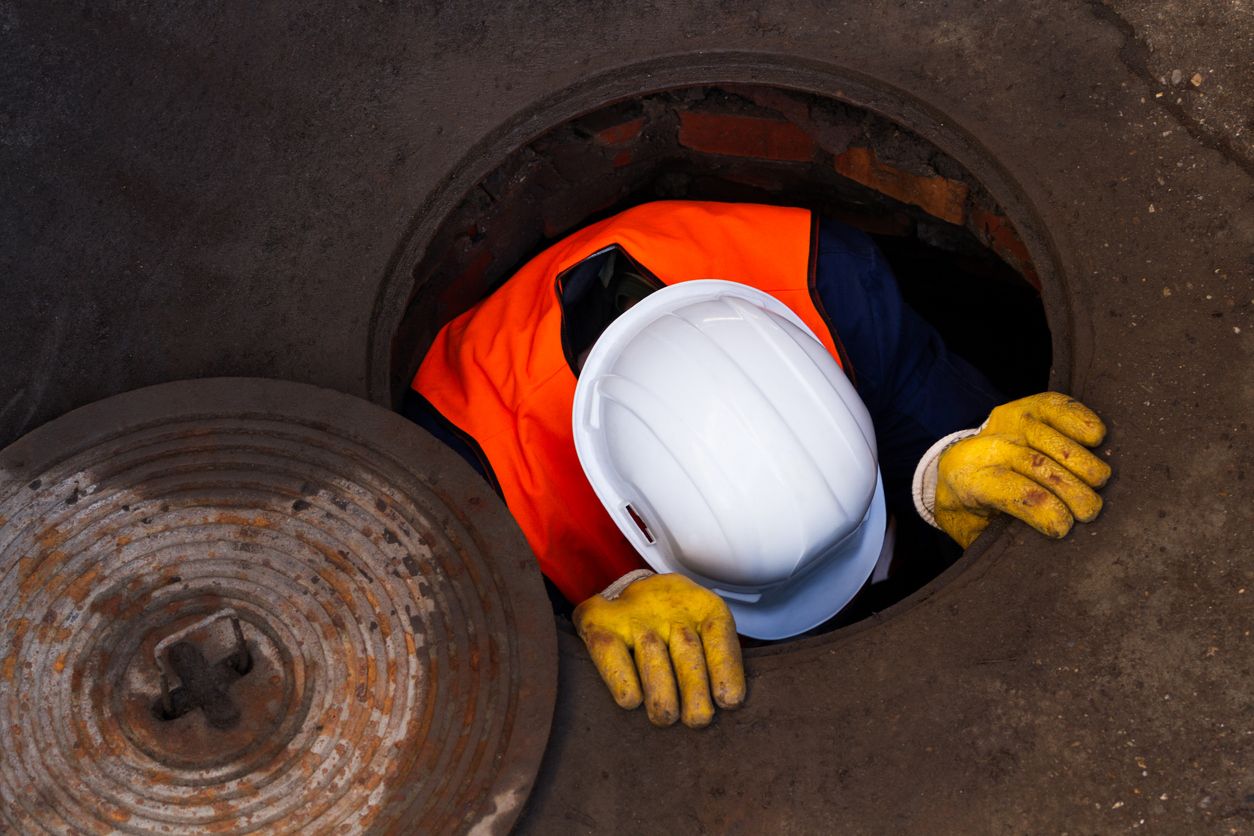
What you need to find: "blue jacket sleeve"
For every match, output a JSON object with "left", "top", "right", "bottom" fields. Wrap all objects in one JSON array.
[{"left": 813, "top": 219, "right": 1004, "bottom": 515}]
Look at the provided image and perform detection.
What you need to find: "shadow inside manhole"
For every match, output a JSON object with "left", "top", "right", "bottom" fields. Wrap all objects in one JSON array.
[{"left": 388, "top": 83, "right": 1053, "bottom": 638}]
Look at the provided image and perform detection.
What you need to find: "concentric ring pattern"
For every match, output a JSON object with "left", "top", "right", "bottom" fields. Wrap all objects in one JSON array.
[{"left": 0, "top": 379, "right": 556, "bottom": 834}]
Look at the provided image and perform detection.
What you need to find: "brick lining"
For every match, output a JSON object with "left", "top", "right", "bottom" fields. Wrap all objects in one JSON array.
[{"left": 394, "top": 85, "right": 1042, "bottom": 391}]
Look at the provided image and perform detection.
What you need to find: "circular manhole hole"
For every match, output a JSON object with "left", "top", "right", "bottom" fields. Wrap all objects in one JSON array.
[
  {"left": 372, "top": 58, "right": 1071, "bottom": 639},
  {"left": 0, "top": 378, "right": 555, "bottom": 834}
]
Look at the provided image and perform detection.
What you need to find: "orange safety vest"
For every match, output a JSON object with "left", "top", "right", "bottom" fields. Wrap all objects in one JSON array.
[{"left": 413, "top": 201, "right": 848, "bottom": 604}]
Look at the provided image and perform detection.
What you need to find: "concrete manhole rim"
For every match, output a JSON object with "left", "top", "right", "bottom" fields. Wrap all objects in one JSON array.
[
  {"left": 0, "top": 377, "right": 557, "bottom": 835},
  {"left": 367, "top": 51, "right": 1086, "bottom": 654}
]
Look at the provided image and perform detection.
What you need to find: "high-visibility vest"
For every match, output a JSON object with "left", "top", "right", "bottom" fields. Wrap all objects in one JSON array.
[{"left": 413, "top": 201, "right": 848, "bottom": 604}]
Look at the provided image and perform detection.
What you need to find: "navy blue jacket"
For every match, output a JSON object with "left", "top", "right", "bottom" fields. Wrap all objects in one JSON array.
[{"left": 812, "top": 220, "right": 1002, "bottom": 514}]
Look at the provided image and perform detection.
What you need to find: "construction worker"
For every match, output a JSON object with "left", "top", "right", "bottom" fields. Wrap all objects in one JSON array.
[{"left": 405, "top": 201, "right": 1110, "bottom": 728}]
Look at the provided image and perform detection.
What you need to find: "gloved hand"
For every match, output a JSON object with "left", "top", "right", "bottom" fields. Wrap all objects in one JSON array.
[
  {"left": 573, "top": 572, "right": 745, "bottom": 728},
  {"left": 935, "top": 392, "right": 1111, "bottom": 547}
]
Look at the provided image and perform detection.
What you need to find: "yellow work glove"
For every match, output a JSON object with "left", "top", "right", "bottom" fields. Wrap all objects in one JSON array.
[
  {"left": 573, "top": 571, "right": 746, "bottom": 728},
  {"left": 935, "top": 392, "right": 1111, "bottom": 548}
]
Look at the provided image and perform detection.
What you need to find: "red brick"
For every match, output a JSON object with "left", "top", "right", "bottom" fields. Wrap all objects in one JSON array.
[
  {"left": 969, "top": 207, "right": 1042, "bottom": 290},
  {"left": 834, "top": 147, "right": 968, "bottom": 226},
  {"left": 593, "top": 117, "right": 645, "bottom": 147},
  {"left": 678, "top": 111, "right": 815, "bottom": 162}
]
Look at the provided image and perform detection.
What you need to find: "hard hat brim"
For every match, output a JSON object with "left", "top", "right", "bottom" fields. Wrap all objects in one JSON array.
[{"left": 723, "top": 474, "right": 886, "bottom": 640}]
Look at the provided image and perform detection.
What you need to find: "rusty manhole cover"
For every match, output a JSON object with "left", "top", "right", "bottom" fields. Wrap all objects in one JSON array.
[{"left": 0, "top": 379, "right": 556, "bottom": 834}]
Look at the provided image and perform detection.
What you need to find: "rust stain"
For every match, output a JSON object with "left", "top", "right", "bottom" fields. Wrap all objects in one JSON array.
[
  {"left": 18, "top": 551, "right": 65, "bottom": 605},
  {"left": 205, "top": 815, "right": 240, "bottom": 833},
  {"left": 211, "top": 512, "right": 272, "bottom": 528},
  {"left": 2, "top": 618, "right": 31, "bottom": 681},
  {"left": 103, "top": 806, "right": 131, "bottom": 824},
  {"left": 356, "top": 764, "right": 388, "bottom": 795},
  {"left": 36, "top": 622, "right": 73, "bottom": 643},
  {"left": 69, "top": 657, "right": 86, "bottom": 693},
  {"left": 363, "top": 587, "right": 390, "bottom": 638},
  {"left": 36, "top": 526, "right": 67, "bottom": 550},
  {"left": 299, "top": 747, "right": 321, "bottom": 778},
  {"left": 64, "top": 565, "right": 102, "bottom": 604},
  {"left": 144, "top": 770, "right": 173, "bottom": 787},
  {"left": 438, "top": 552, "right": 463, "bottom": 579},
  {"left": 90, "top": 594, "right": 128, "bottom": 619},
  {"left": 315, "top": 559, "right": 358, "bottom": 613}
]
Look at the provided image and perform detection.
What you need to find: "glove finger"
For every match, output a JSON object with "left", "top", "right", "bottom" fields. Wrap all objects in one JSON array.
[
  {"left": 1008, "top": 447, "right": 1104, "bottom": 522},
  {"left": 973, "top": 467, "right": 1076, "bottom": 539},
  {"left": 1024, "top": 422, "right": 1112, "bottom": 488},
  {"left": 699, "top": 614, "right": 746, "bottom": 710},
  {"left": 668, "top": 625, "right": 715, "bottom": 728},
  {"left": 635, "top": 630, "right": 680, "bottom": 727},
  {"left": 1033, "top": 395, "right": 1108, "bottom": 447},
  {"left": 580, "top": 626, "right": 643, "bottom": 710}
]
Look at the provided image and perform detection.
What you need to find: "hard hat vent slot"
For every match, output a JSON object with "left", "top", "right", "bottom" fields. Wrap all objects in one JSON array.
[{"left": 624, "top": 503, "right": 656, "bottom": 544}]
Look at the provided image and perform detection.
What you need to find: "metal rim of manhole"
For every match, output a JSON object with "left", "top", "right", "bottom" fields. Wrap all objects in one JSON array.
[{"left": 0, "top": 378, "right": 557, "bottom": 834}]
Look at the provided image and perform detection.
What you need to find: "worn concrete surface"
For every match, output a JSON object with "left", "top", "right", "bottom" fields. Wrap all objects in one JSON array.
[
  {"left": 1, "top": 1, "right": 1250, "bottom": 833},
  {"left": 1100, "top": 0, "right": 1254, "bottom": 170}
]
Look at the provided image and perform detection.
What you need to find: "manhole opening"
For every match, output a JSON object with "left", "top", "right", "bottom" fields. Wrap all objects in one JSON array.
[{"left": 389, "top": 84, "right": 1053, "bottom": 636}]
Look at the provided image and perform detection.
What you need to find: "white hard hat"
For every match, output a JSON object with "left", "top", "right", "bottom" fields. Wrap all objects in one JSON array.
[{"left": 572, "top": 279, "right": 886, "bottom": 640}]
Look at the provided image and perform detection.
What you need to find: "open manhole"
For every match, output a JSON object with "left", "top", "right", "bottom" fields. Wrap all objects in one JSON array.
[
  {"left": 380, "top": 77, "right": 1063, "bottom": 635},
  {"left": 0, "top": 378, "right": 555, "bottom": 834}
]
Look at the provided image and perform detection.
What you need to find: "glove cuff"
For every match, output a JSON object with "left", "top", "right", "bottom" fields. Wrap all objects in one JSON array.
[
  {"left": 912, "top": 425, "right": 984, "bottom": 529},
  {"left": 599, "top": 569, "right": 656, "bottom": 601}
]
